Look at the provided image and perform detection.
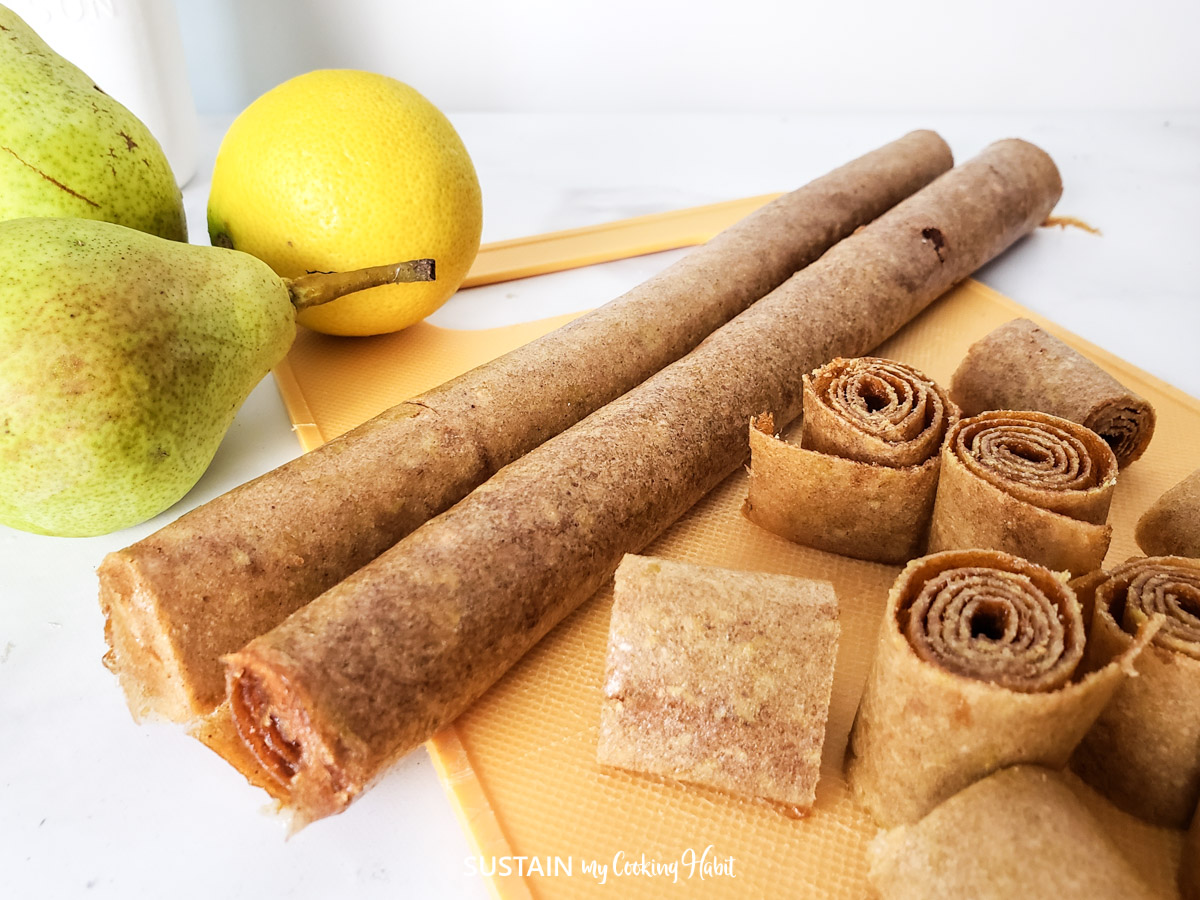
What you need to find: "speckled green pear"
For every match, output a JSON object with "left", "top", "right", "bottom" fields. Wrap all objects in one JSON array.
[
  {"left": 0, "top": 5, "right": 185, "bottom": 239},
  {"left": 0, "top": 218, "right": 294, "bottom": 536}
]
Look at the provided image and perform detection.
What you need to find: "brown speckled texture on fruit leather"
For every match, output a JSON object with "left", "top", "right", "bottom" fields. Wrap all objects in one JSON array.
[
  {"left": 867, "top": 766, "right": 1159, "bottom": 900},
  {"left": 97, "top": 130, "right": 953, "bottom": 725},
  {"left": 596, "top": 555, "right": 839, "bottom": 814},
  {"left": 247, "top": 174, "right": 1196, "bottom": 895},
  {"left": 927, "top": 409, "right": 1120, "bottom": 576},
  {"left": 743, "top": 357, "right": 957, "bottom": 564},
  {"left": 843, "top": 548, "right": 1154, "bottom": 829},
  {"left": 1137, "top": 467, "right": 1200, "bottom": 557},
  {"left": 951, "top": 317, "right": 1157, "bottom": 467},
  {"left": 277, "top": 284, "right": 1195, "bottom": 899},
  {"left": 1071, "top": 556, "right": 1200, "bottom": 828},
  {"left": 220, "top": 140, "right": 1063, "bottom": 823}
]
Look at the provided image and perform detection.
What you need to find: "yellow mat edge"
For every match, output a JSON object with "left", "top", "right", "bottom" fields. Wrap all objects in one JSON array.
[
  {"left": 461, "top": 193, "right": 781, "bottom": 288},
  {"left": 271, "top": 352, "right": 325, "bottom": 452},
  {"left": 426, "top": 727, "right": 535, "bottom": 900}
]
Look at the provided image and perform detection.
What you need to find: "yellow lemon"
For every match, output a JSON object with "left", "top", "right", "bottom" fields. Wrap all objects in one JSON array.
[{"left": 207, "top": 70, "right": 482, "bottom": 336}]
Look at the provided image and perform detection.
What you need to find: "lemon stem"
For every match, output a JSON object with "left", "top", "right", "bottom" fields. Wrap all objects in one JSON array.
[{"left": 285, "top": 258, "right": 436, "bottom": 310}]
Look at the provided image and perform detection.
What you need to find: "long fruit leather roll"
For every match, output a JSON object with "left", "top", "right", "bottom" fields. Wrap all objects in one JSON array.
[
  {"left": 97, "top": 130, "right": 953, "bottom": 724},
  {"left": 1071, "top": 555, "right": 1200, "bottom": 827},
  {"left": 845, "top": 549, "right": 1156, "bottom": 828},
  {"left": 223, "top": 139, "right": 1063, "bottom": 824}
]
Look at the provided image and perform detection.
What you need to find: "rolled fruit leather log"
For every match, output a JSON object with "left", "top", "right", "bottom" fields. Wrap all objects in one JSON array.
[
  {"left": 866, "top": 766, "right": 1159, "bottom": 900},
  {"left": 1136, "top": 467, "right": 1200, "bottom": 558},
  {"left": 844, "top": 549, "right": 1156, "bottom": 827},
  {"left": 1071, "top": 555, "right": 1200, "bottom": 827},
  {"left": 743, "top": 357, "right": 957, "bottom": 564},
  {"left": 97, "top": 129, "right": 954, "bottom": 724},
  {"left": 950, "top": 317, "right": 1156, "bottom": 467},
  {"left": 220, "top": 139, "right": 1064, "bottom": 824}
]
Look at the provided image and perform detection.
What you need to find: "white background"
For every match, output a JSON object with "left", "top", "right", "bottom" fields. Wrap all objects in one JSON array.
[
  {"left": 174, "top": 0, "right": 1200, "bottom": 115},
  {"left": 2, "top": 2, "right": 1200, "bottom": 899}
]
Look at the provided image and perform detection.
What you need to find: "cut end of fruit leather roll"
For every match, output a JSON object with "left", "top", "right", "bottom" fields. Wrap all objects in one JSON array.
[
  {"left": 950, "top": 317, "right": 1156, "bottom": 467},
  {"left": 223, "top": 642, "right": 367, "bottom": 826},
  {"left": 927, "top": 409, "right": 1119, "bottom": 576},
  {"left": 845, "top": 549, "right": 1157, "bottom": 827},
  {"left": 743, "top": 357, "right": 957, "bottom": 564},
  {"left": 1072, "top": 555, "right": 1200, "bottom": 827}
]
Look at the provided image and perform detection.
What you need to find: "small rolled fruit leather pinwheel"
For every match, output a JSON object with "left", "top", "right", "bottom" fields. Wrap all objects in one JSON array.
[
  {"left": 1072, "top": 555, "right": 1200, "bottom": 827},
  {"left": 744, "top": 356, "right": 957, "bottom": 564},
  {"left": 928, "top": 409, "right": 1119, "bottom": 576},
  {"left": 845, "top": 548, "right": 1156, "bottom": 827}
]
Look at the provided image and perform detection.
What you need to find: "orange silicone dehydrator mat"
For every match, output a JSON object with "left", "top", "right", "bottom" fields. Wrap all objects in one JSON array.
[{"left": 272, "top": 210, "right": 1197, "bottom": 900}]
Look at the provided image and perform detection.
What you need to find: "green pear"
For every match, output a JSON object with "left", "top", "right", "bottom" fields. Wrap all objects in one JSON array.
[
  {"left": 0, "top": 217, "right": 434, "bottom": 536},
  {"left": 0, "top": 5, "right": 185, "bottom": 240}
]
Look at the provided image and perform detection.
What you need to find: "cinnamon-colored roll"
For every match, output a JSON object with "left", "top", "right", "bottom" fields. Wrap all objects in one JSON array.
[
  {"left": 744, "top": 357, "right": 956, "bottom": 564},
  {"left": 928, "top": 410, "right": 1118, "bottom": 576},
  {"left": 950, "top": 318, "right": 1156, "bottom": 467},
  {"left": 1072, "top": 556, "right": 1200, "bottom": 827},
  {"left": 846, "top": 549, "right": 1152, "bottom": 826}
]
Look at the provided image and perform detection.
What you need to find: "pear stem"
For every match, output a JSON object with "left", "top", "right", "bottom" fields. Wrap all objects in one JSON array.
[{"left": 285, "top": 258, "right": 436, "bottom": 310}]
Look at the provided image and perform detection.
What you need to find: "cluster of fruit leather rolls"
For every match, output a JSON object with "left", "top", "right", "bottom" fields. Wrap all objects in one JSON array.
[
  {"left": 950, "top": 317, "right": 1156, "bottom": 467},
  {"left": 96, "top": 129, "right": 955, "bottom": 724},
  {"left": 1071, "top": 556, "right": 1200, "bottom": 827},
  {"left": 219, "top": 139, "right": 1064, "bottom": 824},
  {"left": 1136, "top": 467, "right": 1200, "bottom": 558},
  {"left": 866, "top": 766, "right": 1160, "bottom": 900},
  {"left": 743, "top": 357, "right": 957, "bottom": 564},
  {"left": 927, "top": 409, "right": 1119, "bottom": 576},
  {"left": 845, "top": 549, "right": 1155, "bottom": 827}
]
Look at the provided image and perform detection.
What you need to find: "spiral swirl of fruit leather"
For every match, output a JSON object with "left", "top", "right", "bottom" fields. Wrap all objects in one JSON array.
[
  {"left": 928, "top": 410, "right": 1118, "bottom": 576},
  {"left": 950, "top": 318, "right": 1156, "bottom": 467},
  {"left": 743, "top": 357, "right": 956, "bottom": 564},
  {"left": 845, "top": 549, "right": 1157, "bottom": 827},
  {"left": 1072, "top": 556, "right": 1200, "bottom": 827},
  {"left": 902, "top": 560, "right": 1083, "bottom": 693}
]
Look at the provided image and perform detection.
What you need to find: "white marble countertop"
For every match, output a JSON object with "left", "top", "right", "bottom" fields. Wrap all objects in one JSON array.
[{"left": 2, "top": 112, "right": 1198, "bottom": 899}]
